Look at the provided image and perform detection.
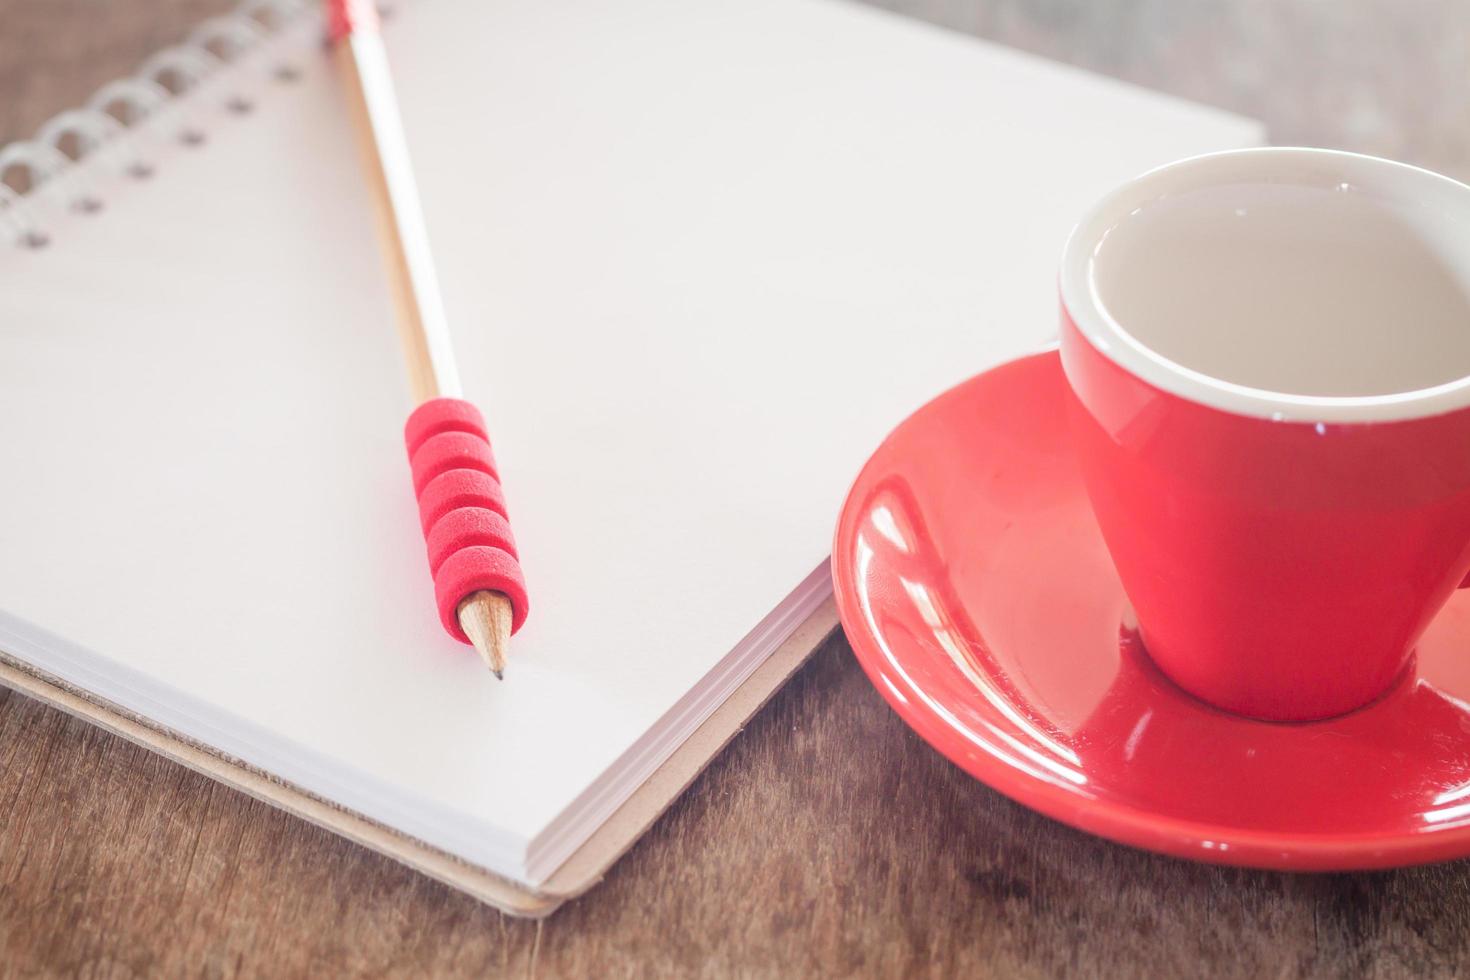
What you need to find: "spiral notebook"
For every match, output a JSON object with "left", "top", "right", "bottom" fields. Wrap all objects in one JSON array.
[{"left": 0, "top": 0, "right": 1259, "bottom": 914}]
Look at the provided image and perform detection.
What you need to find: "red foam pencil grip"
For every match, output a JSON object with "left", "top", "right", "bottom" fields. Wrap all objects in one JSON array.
[{"left": 405, "top": 398, "right": 528, "bottom": 642}]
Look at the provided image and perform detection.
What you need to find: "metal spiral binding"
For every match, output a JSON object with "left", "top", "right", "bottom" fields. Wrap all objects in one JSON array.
[
  {"left": 88, "top": 78, "right": 174, "bottom": 178},
  {"left": 0, "top": 0, "right": 310, "bottom": 249}
]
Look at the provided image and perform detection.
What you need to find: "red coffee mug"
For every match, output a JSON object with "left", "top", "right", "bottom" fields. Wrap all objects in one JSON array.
[{"left": 1060, "top": 148, "right": 1470, "bottom": 722}]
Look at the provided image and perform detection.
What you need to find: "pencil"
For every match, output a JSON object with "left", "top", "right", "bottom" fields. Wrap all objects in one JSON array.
[{"left": 327, "top": 0, "right": 526, "bottom": 677}]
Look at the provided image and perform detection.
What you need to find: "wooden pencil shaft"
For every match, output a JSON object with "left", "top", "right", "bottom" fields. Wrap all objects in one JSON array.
[
  {"left": 334, "top": 25, "right": 516, "bottom": 673},
  {"left": 334, "top": 35, "right": 461, "bottom": 404}
]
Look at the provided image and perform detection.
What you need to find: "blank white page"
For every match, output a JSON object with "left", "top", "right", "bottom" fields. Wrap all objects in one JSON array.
[{"left": 0, "top": 0, "right": 1259, "bottom": 884}]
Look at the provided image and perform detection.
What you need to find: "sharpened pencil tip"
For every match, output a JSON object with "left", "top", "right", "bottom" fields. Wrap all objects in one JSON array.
[{"left": 457, "top": 590, "right": 513, "bottom": 678}]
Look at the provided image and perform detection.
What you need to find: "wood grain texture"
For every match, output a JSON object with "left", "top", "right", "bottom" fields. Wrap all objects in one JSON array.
[{"left": 4, "top": 0, "right": 1470, "bottom": 976}]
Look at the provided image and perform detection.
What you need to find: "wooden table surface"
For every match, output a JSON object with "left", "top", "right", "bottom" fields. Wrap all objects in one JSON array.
[{"left": 4, "top": 1, "right": 1470, "bottom": 976}]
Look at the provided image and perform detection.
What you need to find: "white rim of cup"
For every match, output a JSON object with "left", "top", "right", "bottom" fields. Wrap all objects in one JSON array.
[{"left": 1059, "top": 147, "right": 1470, "bottom": 423}]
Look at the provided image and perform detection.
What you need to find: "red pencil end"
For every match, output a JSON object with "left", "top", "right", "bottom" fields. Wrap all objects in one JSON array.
[{"left": 326, "top": 0, "right": 381, "bottom": 44}]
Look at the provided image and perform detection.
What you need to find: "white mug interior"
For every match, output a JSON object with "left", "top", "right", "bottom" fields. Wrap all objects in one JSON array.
[{"left": 1060, "top": 148, "right": 1470, "bottom": 423}]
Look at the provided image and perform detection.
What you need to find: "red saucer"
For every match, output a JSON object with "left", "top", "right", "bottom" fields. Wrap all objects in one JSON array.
[{"left": 833, "top": 349, "right": 1470, "bottom": 871}]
